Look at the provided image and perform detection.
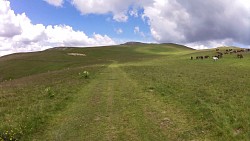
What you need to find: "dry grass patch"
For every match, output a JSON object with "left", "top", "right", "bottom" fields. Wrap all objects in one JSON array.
[{"left": 67, "top": 53, "right": 86, "bottom": 56}]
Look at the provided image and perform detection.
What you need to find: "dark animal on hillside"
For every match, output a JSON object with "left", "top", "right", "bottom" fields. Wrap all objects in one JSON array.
[
  {"left": 191, "top": 56, "right": 193, "bottom": 60},
  {"left": 217, "top": 54, "right": 223, "bottom": 58},
  {"left": 237, "top": 49, "right": 244, "bottom": 53},
  {"left": 217, "top": 52, "right": 223, "bottom": 55},
  {"left": 216, "top": 52, "right": 223, "bottom": 58},
  {"left": 237, "top": 54, "right": 243, "bottom": 59},
  {"left": 229, "top": 49, "right": 233, "bottom": 51},
  {"left": 216, "top": 49, "right": 219, "bottom": 51},
  {"left": 204, "top": 55, "right": 210, "bottom": 59},
  {"left": 196, "top": 56, "right": 204, "bottom": 59}
]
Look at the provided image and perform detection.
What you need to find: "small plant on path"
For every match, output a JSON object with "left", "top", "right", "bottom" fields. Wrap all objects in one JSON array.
[
  {"left": 45, "top": 87, "right": 54, "bottom": 98},
  {"left": 79, "top": 71, "right": 89, "bottom": 79}
]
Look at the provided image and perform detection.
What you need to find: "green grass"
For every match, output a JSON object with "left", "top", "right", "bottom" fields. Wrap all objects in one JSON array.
[{"left": 1, "top": 44, "right": 250, "bottom": 140}]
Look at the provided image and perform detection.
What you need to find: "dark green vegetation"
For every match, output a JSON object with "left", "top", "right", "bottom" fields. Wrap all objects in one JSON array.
[{"left": 1, "top": 44, "right": 250, "bottom": 140}]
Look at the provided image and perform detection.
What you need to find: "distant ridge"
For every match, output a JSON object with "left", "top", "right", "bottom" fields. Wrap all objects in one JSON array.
[
  {"left": 122, "top": 42, "right": 195, "bottom": 50},
  {"left": 122, "top": 42, "right": 146, "bottom": 45}
]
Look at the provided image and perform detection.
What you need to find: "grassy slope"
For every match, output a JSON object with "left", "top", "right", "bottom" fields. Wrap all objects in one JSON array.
[
  {"left": 1, "top": 44, "right": 250, "bottom": 140},
  {"left": 123, "top": 47, "right": 250, "bottom": 140},
  {"left": 0, "top": 45, "right": 156, "bottom": 81},
  {"left": 0, "top": 45, "right": 159, "bottom": 140},
  {"left": 30, "top": 62, "right": 197, "bottom": 141}
]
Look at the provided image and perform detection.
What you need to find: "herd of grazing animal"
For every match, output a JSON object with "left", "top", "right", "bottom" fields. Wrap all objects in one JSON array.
[{"left": 190, "top": 48, "right": 249, "bottom": 61}]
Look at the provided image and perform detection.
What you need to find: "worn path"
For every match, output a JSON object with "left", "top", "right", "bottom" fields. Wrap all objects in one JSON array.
[{"left": 30, "top": 62, "right": 193, "bottom": 141}]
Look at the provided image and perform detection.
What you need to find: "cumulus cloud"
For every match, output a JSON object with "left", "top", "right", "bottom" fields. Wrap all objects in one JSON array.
[
  {"left": 113, "top": 12, "right": 128, "bottom": 22},
  {"left": 185, "top": 39, "right": 234, "bottom": 50},
  {"left": 68, "top": 0, "right": 250, "bottom": 47},
  {"left": 70, "top": 0, "right": 153, "bottom": 22},
  {"left": 143, "top": 0, "right": 188, "bottom": 42},
  {"left": 0, "top": 0, "right": 22, "bottom": 37},
  {"left": 142, "top": 0, "right": 250, "bottom": 47},
  {"left": 44, "top": 0, "right": 64, "bottom": 7},
  {"left": 134, "top": 26, "right": 145, "bottom": 37},
  {"left": 70, "top": 0, "right": 130, "bottom": 22},
  {"left": 129, "top": 8, "right": 139, "bottom": 18},
  {"left": 0, "top": 0, "right": 115, "bottom": 56}
]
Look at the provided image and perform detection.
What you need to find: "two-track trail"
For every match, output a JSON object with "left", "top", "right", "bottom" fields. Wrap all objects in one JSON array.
[{"left": 30, "top": 62, "right": 193, "bottom": 141}]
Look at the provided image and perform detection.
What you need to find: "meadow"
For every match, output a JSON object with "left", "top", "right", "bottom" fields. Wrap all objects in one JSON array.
[{"left": 0, "top": 44, "right": 250, "bottom": 140}]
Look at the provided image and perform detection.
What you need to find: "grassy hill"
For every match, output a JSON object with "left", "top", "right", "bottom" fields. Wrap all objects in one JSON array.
[{"left": 1, "top": 44, "right": 250, "bottom": 140}]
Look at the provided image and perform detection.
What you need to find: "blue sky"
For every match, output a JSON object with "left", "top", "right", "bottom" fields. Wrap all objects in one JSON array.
[
  {"left": 9, "top": 0, "right": 152, "bottom": 42},
  {"left": 0, "top": 0, "right": 249, "bottom": 56}
]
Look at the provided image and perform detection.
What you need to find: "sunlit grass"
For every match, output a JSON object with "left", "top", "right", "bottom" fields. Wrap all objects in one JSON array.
[{"left": 1, "top": 44, "right": 250, "bottom": 140}]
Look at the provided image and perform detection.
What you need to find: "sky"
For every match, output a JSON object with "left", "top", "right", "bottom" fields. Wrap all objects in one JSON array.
[{"left": 0, "top": 0, "right": 250, "bottom": 56}]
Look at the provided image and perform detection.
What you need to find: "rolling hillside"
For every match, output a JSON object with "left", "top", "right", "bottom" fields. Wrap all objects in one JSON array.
[{"left": 1, "top": 44, "right": 250, "bottom": 140}]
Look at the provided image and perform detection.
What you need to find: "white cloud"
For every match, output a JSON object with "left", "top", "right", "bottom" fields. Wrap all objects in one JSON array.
[
  {"left": 70, "top": 0, "right": 131, "bottom": 22},
  {"left": 115, "top": 28, "right": 123, "bottom": 34},
  {"left": 142, "top": 0, "right": 250, "bottom": 46},
  {"left": 185, "top": 38, "right": 234, "bottom": 50},
  {"left": 44, "top": 0, "right": 64, "bottom": 7},
  {"left": 113, "top": 12, "right": 128, "bottom": 22},
  {"left": 92, "top": 33, "right": 115, "bottom": 46},
  {"left": 134, "top": 26, "right": 145, "bottom": 37},
  {"left": 69, "top": 0, "right": 152, "bottom": 22},
  {"left": 68, "top": 0, "right": 250, "bottom": 48},
  {"left": 0, "top": 0, "right": 22, "bottom": 37},
  {"left": 129, "top": 9, "right": 139, "bottom": 17},
  {"left": 0, "top": 0, "right": 115, "bottom": 56},
  {"left": 134, "top": 26, "right": 140, "bottom": 34},
  {"left": 142, "top": 0, "right": 189, "bottom": 43}
]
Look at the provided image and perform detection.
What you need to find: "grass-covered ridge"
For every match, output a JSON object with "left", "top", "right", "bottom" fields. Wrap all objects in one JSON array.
[{"left": 1, "top": 44, "right": 250, "bottom": 140}]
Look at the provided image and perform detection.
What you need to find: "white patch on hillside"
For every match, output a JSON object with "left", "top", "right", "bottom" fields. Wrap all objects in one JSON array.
[{"left": 67, "top": 53, "right": 86, "bottom": 56}]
